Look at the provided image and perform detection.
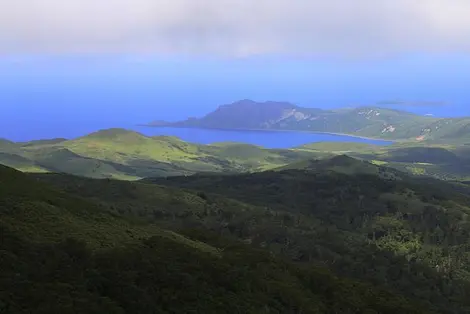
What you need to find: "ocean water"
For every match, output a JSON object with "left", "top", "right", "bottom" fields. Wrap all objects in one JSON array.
[
  {"left": 1, "top": 121, "right": 391, "bottom": 148},
  {"left": 1, "top": 55, "right": 468, "bottom": 145}
]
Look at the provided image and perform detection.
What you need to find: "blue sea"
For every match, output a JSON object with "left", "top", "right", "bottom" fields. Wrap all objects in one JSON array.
[
  {"left": 1, "top": 122, "right": 391, "bottom": 148},
  {"left": 2, "top": 55, "right": 469, "bottom": 148},
  {"left": 1, "top": 55, "right": 467, "bottom": 147}
]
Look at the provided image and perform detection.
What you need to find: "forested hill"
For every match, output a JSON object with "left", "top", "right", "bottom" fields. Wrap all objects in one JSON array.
[
  {"left": 143, "top": 156, "right": 470, "bottom": 313},
  {"left": 3, "top": 154, "right": 470, "bottom": 312},
  {"left": 149, "top": 99, "right": 470, "bottom": 142},
  {"left": 0, "top": 163, "right": 440, "bottom": 314}
]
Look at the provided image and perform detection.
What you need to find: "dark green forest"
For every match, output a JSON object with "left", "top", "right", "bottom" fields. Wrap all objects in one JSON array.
[{"left": 2, "top": 154, "right": 470, "bottom": 313}]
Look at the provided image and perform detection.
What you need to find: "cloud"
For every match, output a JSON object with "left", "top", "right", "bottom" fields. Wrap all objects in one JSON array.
[{"left": 1, "top": 0, "right": 470, "bottom": 57}]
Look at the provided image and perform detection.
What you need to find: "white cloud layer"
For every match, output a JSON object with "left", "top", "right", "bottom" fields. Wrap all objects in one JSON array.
[{"left": 1, "top": 0, "right": 470, "bottom": 57}]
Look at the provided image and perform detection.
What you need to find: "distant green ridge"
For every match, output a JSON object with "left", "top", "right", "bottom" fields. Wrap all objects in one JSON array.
[{"left": 150, "top": 100, "right": 470, "bottom": 142}]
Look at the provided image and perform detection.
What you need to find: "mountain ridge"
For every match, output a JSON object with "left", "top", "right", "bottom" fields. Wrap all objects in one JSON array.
[{"left": 147, "top": 100, "right": 470, "bottom": 142}]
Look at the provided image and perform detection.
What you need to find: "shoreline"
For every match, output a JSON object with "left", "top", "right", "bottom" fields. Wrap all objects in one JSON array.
[{"left": 139, "top": 124, "right": 399, "bottom": 143}]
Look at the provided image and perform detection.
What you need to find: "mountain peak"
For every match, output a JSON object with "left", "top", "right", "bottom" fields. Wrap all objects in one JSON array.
[
  {"left": 171, "top": 100, "right": 304, "bottom": 130},
  {"left": 275, "top": 154, "right": 401, "bottom": 178},
  {"left": 0, "top": 163, "right": 31, "bottom": 183},
  {"left": 216, "top": 99, "right": 298, "bottom": 112},
  {"left": 83, "top": 128, "right": 145, "bottom": 140},
  {"left": 0, "top": 138, "right": 15, "bottom": 147},
  {"left": 327, "top": 154, "right": 359, "bottom": 166}
]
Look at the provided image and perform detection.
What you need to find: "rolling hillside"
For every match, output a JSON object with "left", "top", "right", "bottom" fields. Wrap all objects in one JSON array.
[
  {"left": 0, "top": 128, "right": 323, "bottom": 179},
  {"left": 143, "top": 156, "right": 470, "bottom": 313},
  {"left": 21, "top": 155, "right": 470, "bottom": 313},
  {"left": 1, "top": 163, "right": 442, "bottom": 313},
  {"left": 299, "top": 143, "right": 470, "bottom": 181},
  {"left": 2, "top": 127, "right": 470, "bottom": 181}
]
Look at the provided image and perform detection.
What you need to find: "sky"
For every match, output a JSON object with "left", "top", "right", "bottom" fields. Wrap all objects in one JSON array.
[{"left": 0, "top": 0, "right": 469, "bottom": 140}]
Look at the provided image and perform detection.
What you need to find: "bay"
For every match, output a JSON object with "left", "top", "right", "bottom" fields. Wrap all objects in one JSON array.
[{"left": 135, "top": 126, "right": 392, "bottom": 149}]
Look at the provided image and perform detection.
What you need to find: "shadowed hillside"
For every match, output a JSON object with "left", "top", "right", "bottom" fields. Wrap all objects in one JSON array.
[
  {"left": 275, "top": 154, "right": 400, "bottom": 178},
  {"left": 22, "top": 156, "right": 470, "bottom": 313},
  {"left": 142, "top": 156, "right": 470, "bottom": 313},
  {"left": 0, "top": 163, "right": 440, "bottom": 313}
]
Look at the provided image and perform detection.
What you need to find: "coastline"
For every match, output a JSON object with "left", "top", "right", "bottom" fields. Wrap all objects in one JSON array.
[{"left": 139, "top": 124, "right": 399, "bottom": 143}]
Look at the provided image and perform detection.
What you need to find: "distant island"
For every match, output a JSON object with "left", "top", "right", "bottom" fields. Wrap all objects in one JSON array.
[
  {"left": 375, "top": 100, "right": 448, "bottom": 107},
  {"left": 145, "top": 99, "right": 470, "bottom": 143}
]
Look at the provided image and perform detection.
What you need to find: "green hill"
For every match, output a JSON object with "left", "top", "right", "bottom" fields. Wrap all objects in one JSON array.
[
  {"left": 0, "top": 138, "right": 21, "bottom": 154},
  {"left": 297, "top": 142, "right": 470, "bottom": 181},
  {"left": 297, "top": 141, "right": 380, "bottom": 153},
  {"left": 20, "top": 138, "right": 68, "bottom": 146},
  {"left": 0, "top": 129, "right": 322, "bottom": 179},
  {"left": 0, "top": 164, "right": 175, "bottom": 246},
  {"left": 377, "top": 147, "right": 460, "bottom": 164},
  {"left": 150, "top": 100, "right": 470, "bottom": 142},
  {"left": 0, "top": 152, "right": 47, "bottom": 173},
  {"left": 144, "top": 158, "right": 470, "bottom": 313},
  {"left": 27, "top": 155, "right": 470, "bottom": 312},
  {"left": 0, "top": 138, "right": 16, "bottom": 148},
  {"left": 1, "top": 164, "right": 438, "bottom": 313},
  {"left": 63, "top": 129, "right": 321, "bottom": 175},
  {"left": 351, "top": 145, "right": 470, "bottom": 181},
  {"left": 275, "top": 155, "right": 395, "bottom": 177}
]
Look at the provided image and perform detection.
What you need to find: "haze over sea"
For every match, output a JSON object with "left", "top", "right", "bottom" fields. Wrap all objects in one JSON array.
[
  {"left": 2, "top": 1, "right": 470, "bottom": 147},
  {"left": 1, "top": 55, "right": 469, "bottom": 146}
]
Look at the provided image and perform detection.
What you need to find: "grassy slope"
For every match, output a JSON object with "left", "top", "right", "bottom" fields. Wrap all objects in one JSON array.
[
  {"left": 1, "top": 164, "right": 433, "bottom": 313},
  {"left": 2, "top": 127, "right": 470, "bottom": 181},
  {"left": 0, "top": 152, "right": 48, "bottom": 173},
  {"left": 297, "top": 141, "right": 381, "bottom": 153},
  {"left": 0, "top": 129, "right": 323, "bottom": 179}
]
